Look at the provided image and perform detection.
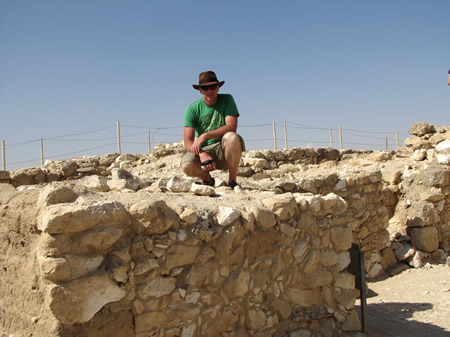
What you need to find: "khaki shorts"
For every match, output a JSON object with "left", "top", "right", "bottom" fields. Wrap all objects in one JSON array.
[{"left": 180, "top": 134, "right": 245, "bottom": 170}]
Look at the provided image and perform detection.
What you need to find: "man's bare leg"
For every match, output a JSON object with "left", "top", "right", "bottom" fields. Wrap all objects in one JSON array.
[
  {"left": 222, "top": 132, "right": 242, "bottom": 184},
  {"left": 182, "top": 162, "right": 212, "bottom": 182}
]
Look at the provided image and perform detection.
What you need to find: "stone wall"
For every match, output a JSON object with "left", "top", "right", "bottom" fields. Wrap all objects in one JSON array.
[
  {"left": 0, "top": 122, "right": 448, "bottom": 337},
  {"left": 35, "top": 184, "right": 365, "bottom": 337}
]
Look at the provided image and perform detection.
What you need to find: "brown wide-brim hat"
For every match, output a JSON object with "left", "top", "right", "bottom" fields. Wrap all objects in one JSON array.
[{"left": 193, "top": 71, "right": 225, "bottom": 90}]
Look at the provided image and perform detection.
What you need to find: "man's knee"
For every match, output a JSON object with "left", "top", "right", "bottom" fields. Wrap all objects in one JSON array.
[
  {"left": 182, "top": 161, "right": 196, "bottom": 176},
  {"left": 222, "top": 132, "right": 243, "bottom": 151}
]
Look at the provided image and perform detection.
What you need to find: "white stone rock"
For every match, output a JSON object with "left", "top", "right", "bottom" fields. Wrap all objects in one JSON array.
[
  {"left": 49, "top": 273, "right": 126, "bottom": 324},
  {"left": 190, "top": 184, "right": 215, "bottom": 196},
  {"left": 137, "top": 276, "right": 176, "bottom": 299},
  {"left": 167, "top": 176, "right": 192, "bottom": 192},
  {"left": 217, "top": 206, "right": 241, "bottom": 227},
  {"left": 436, "top": 139, "right": 450, "bottom": 152},
  {"left": 437, "top": 153, "right": 450, "bottom": 165}
]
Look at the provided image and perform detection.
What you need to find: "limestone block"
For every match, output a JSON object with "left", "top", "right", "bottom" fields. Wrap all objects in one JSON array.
[
  {"left": 79, "top": 227, "right": 124, "bottom": 252},
  {"left": 181, "top": 323, "right": 197, "bottom": 337},
  {"left": 269, "top": 298, "right": 292, "bottom": 320},
  {"left": 304, "top": 270, "right": 332, "bottom": 288},
  {"left": 79, "top": 175, "right": 110, "bottom": 192},
  {"left": 167, "top": 176, "right": 192, "bottom": 192},
  {"left": 137, "top": 276, "right": 176, "bottom": 300},
  {"left": 319, "top": 249, "right": 338, "bottom": 267},
  {"left": 322, "top": 193, "right": 347, "bottom": 215},
  {"left": 280, "top": 223, "right": 297, "bottom": 238},
  {"left": 134, "top": 258, "right": 159, "bottom": 276},
  {"left": 287, "top": 329, "right": 311, "bottom": 337},
  {"left": 57, "top": 161, "right": 77, "bottom": 178},
  {"left": 415, "top": 167, "right": 449, "bottom": 188},
  {"left": 223, "top": 270, "right": 249, "bottom": 299},
  {"left": 330, "top": 226, "right": 352, "bottom": 251},
  {"left": 10, "top": 170, "right": 34, "bottom": 186},
  {"left": 381, "top": 166, "right": 403, "bottom": 185},
  {"left": 214, "top": 224, "right": 244, "bottom": 258},
  {"left": 406, "top": 201, "right": 440, "bottom": 227},
  {"left": 49, "top": 273, "right": 126, "bottom": 324},
  {"left": 337, "top": 251, "right": 351, "bottom": 271},
  {"left": 183, "top": 262, "right": 217, "bottom": 287},
  {"left": 38, "top": 233, "right": 72, "bottom": 257},
  {"left": 217, "top": 206, "right": 241, "bottom": 227},
  {"left": 334, "top": 178, "right": 347, "bottom": 191},
  {"left": 435, "top": 139, "right": 450, "bottom": 152},
  {"left": 65, "top": 254, "right": 104, "bottom": 280},
  {"left": 0, "top": 170, "right": 10, "bottom": 180},
  {"left": 180, "top": 208, "right": 198, "bottom": 225},
  {"left": 409, "top": 122, "right": 434, "bottom": 136},
  {"left": 298, "top": 178, "right": 318, "bottom": 194},
  {"left": 341, "top": 310, "right": 361, "bottom": 332},
  {"left": 242, "top": 157, "right": 269, "bottom": 169},
  {"left": 380, "top": 247, "right": 397, "bottom": 269},
  {"left": 334, "top": 288, "right": 356, "bottom": 310},
  {"left": 394, "top": 244, "right": 416, "bottom": 261},
  {"left": 420, "top": 188, "right": 444, "bottom": 202},
  {"left": 129, "top": 199, "right": 179, "bottom": 234},
  {"left": 276, "top": 180, "right": 297, "bottom": 192},
  {"left": 246, "top": 308, "right": 266, "bottom": 330},
  {"left": 107, "top": 178, "right": 138, "bottom": 192},
  {"left": 412, "top": 149, "right": 427, "bottom": 161},
  {"left": 293, "top": 241, "right": 308, "bottom": 264},
  {"left": 134, "top": 311, "right": 166, "bottom": 334},
  {"left": 410, "top": 226, "right": 439, "bottom": 252},
  {"left": 39, "top": 186, "right": 78, "bottom": 205},
  {"left": 116, "top": 154, "right": 137, "bottom": 163},
  {"left": 190, "top": 183, "right": 215, "bottom": 196},
  {"left": 165, "top": 244, "right": 201, "bottom": 269},
  {"left": 39, "top": 200, "right": 128, "bottom": 234},
  {"left": 437, "top": 153, "right": 450, "bottom": 165},
  {"left": 367, "top": 263, "right": 384, "bottom": 279},
  {"left": 112, "top": 266, "right": 128, "bottom": 283},
  {"left": 286, "top": 288, "right": 320, "bottom": 307},
  {"left": 249, "top": 206, "right": 276, "bottom": 228},
  {"left": 367, "top": 151, "right": 392, "bottom": 162},
  {"left": 262, "top": 194, "right": 298, "bottom": 221},
  {"left": 334, "top": 272, "right": 355, "bottom": 290},
  {"left": 39, "top": 256, "right": 71, "bottom": 283}
]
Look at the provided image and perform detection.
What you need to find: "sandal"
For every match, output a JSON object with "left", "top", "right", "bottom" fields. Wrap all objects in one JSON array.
[
  {"left": 228, "top": 180, "right": 238, "bottom": 189},
  {"left": 203, "top": 174, "right": 215, "bottom": 187}
]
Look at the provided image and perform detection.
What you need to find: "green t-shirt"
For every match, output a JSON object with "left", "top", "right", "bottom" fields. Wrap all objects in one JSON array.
[{"left": 184, "top": 94, "right": 239, "bottom": 147}]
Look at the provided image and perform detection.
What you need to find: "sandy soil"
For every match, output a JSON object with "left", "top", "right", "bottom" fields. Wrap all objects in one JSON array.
[{"left": 353, "top": 264, "right": 450, "bottom": 337}]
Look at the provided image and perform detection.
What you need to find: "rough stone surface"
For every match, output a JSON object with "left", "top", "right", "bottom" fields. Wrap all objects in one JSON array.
[{"left": 0, "top": 123, "right": 448, "bottom": 337}]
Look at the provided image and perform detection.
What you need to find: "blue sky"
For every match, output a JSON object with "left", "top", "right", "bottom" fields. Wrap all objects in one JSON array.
[{"left": 1, "top": 0, "right": 449, "bottom": 170}]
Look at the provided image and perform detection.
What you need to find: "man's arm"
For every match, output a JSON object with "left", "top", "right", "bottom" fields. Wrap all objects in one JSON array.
[
  {"left": 184, "top": 127, "right": 197, "bottom": 154},
  {"left": 192, "top": 115, "right": 238, "bottom": 150}
]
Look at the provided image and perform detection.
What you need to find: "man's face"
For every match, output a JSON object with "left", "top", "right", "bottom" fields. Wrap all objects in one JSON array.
[{"left": 199, "top": 84, "right": 219, "bottom": 106}]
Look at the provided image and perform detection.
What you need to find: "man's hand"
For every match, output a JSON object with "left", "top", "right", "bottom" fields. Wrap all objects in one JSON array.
[
  {"left": 191, "top": 135, "right": 206, "bottom": 155},
  {"left": 199, "top": 151, "right": 216, "bottom": 171}
]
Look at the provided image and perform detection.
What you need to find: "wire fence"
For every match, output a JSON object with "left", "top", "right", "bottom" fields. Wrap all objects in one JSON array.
[{"left": 1, "top": 121, "right": 409, "bottom": 171}]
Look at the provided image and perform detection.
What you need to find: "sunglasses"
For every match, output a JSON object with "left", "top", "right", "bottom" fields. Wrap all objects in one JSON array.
[{"left": 199, "top": 84, "right": 218, "bottom": 91}]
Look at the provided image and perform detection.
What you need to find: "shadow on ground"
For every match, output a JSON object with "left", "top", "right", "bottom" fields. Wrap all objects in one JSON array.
[{"left": 353, "top": 301, "right": 450, "bottom": 337}]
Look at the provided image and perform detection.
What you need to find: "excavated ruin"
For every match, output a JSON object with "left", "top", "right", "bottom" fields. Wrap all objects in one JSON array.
[{"left": 0, "top": 122, "right": 448, "bottom": 337}]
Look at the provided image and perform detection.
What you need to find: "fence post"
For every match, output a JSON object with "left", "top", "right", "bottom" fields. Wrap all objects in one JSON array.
[
  {"left": 339, "top": 125, "right": 343, "bottom": 150},
  {"left": 148, "top": 131, "right": 151, "bottom": 154},
  {"left": 330, "top": 128, "right": 333, "bottom": 148},
  {"left": 117, "top": 120, "right": 121, "bottom": 154},
  {"left": 396, "top": 131, "right": 399, "bottom": 148},
  {"left": 385, "top": 137, "right": 388, "bottom": 150},
  {"left": 273, "top": 121, "right": 277, "bottom": 150},
  {"left": 2, "top": 140, "right": 5, "bottom": 171},
  {"left": 40, "top": 137, "right": 44, "bottom": 167},
  {"left": 284, "top": 120, "right": 288, "bottom": 149}
]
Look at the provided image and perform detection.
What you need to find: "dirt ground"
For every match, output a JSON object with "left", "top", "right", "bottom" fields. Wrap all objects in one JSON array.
[{"left": 353, "top": 264, "right": 450, "bottom": 337}]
